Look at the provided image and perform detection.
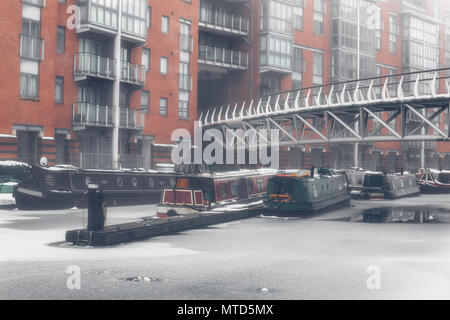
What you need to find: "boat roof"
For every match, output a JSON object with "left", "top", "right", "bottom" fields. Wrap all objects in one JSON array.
[
  {"left": 428, "top": 168, "right": 450, "bottom": 174},
  {"left": 177, "top": 168, "right": 279, "bottom": 179}
]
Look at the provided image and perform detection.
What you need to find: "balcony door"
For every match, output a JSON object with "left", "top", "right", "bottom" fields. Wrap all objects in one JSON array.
[
  {"left": 17, "top": 131, "right": 38, "bottom": 165},
  {"left": 22, "top": 19, "right": 40, "bottom": 59},
  {"left": 79, "top": 38, "right": 104, "bottom": 74}
]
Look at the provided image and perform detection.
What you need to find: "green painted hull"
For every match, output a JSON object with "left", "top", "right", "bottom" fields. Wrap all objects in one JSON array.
[
  {"left": 264, "top": 192, "right": 350, "bottom": 213},
  {"left": 264, "top": 174, "right": 351, "bottom": 214}
]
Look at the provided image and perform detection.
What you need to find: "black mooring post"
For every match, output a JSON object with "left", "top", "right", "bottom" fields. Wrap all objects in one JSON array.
[{"left": 87, "top": 184, "right": 106, "bottom": 231}]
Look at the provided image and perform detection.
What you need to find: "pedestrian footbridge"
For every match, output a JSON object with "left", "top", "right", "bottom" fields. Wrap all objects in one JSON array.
[{"left": 199, "top": 68, "right": 450, "bottom": 147}]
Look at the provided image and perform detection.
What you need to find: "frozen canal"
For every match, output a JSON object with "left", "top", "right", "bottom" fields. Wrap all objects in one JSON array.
[{"left": 1, "top": 195, "right": 450, "bottom": 300}]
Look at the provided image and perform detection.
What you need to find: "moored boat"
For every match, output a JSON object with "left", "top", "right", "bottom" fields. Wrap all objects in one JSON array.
[
  {"left": 263, "top": 168, "right": 351, "bottom": 214},
  {"left": 13, "top": 165, "right": 178, "bottom": 210},
  {"left": 156, "top": 169, "right": 277, "bottom": 218},
  {"left": 355, "top": 172, "right": 419, "bottom": 200},
  {"left": 418, "top": 169, "right": 450, "bottom": 193}
]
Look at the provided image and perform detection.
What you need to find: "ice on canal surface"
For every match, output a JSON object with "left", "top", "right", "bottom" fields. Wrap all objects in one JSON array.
[{"left": 1, "top": 194, "right": 450, "bottom": 299}]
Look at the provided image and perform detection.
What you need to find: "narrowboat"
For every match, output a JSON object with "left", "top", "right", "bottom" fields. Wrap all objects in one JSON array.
[
  {"left": 418, "top": 169, "right": 450, "bottom": 193},
  {"left": 13, "top": 164, "right": 178, "bottom": 210},
  {"left": 263, "top": 168, "right": 351, "bottom": 214},
  {"left": 156, "top": 169, "right": 277, "bottom": 217},
  {"left": 355, "top": 172, "right": 420, "bottom": 200}
]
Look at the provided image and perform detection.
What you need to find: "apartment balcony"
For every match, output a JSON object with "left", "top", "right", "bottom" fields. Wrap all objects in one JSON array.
[
  {"left": 199, "top": 9, "right": 249, "bottom": 36},
  {"left": 76, "top": 0, "right": 119, "bottom": 37},
  {"left": 119, "top": 108, "right": 145, "bottom": 130},
  {"left": 22, "top": 0, "right": 46, "bottom": 7},
  {"left": 120, "top": 61, "right": 146, "bottom": 87},
  {"left": 19, "top": 35, "right": 44, "bottom": 61},
  {"left": 73, "top": 53, "right": 116, "bottom": 82},
  {"left": 72, "top": 103, "right": 114, "bottom": 130},
  {"left": 76, "top": 0, "right": 147, "bottom": 44},
  {"left": 72, "top": 103, "right": 145, "bottom": 131},
  {"left": 179, "top": 74, "right": 193, "bottom": 91},
  {"left": 402, "top": 141, "right": 437, "bottom": 150},
  {"left": 198, "top": 45, "right": 248, "bottom": 70}
]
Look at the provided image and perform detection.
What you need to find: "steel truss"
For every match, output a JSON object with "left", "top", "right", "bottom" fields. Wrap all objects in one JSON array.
[{"left": 199, "top": 68, "right": 450, "bottom": 148}]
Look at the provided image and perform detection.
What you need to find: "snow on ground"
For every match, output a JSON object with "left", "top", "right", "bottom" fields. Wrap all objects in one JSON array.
[{"left": 1, "top": 195, "right": 450, "bottom": 299}]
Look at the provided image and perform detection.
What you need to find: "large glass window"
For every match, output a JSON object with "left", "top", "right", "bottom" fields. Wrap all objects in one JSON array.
[
  {"left": 260, "top": 0, "right": 293, "bottom": 35},
  {"left": 260, "top": 35, "right": 292, "bottom": 70},
  {"left": 314, "top": 0, "right": 325, "bottom": 35},
  {"left": 389, "top": 13, "right": 398, "bottom": 55},
  {"left": 294, "top": 0, "right": 304, "bottom": 31},
  {"left": 313, "top": 52, "right": 323, "bottom": 85},
  {"left": 122, "top": 0, "right": 147, "bottom": 37},
  {"left": 87, "top": 0, "right": 118, "bottom": 30}
]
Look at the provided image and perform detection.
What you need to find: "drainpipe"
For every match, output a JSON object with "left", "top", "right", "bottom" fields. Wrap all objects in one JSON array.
[
  {"left": 112, "top": 0, "right": 122, "bottom": 170},
  {"left": 354, "top": 0, "right": 360, "bottom": 169}
]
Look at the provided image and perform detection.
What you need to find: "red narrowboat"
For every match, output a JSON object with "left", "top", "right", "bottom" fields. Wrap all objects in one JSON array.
[{"left": 156, "top": 169, "right": 277, "bottom": 218}]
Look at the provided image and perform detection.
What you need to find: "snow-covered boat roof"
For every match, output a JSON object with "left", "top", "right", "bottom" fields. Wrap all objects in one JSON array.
[{"left": 0, "top": 161, "right": 30, "bottom": 168}]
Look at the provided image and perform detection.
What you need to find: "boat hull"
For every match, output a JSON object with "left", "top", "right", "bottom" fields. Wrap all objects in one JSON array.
[
  {"left": 264, "top": 171, "right": 351, "bottom": 214},
  {"left": 13, "top": 165, "right": 177, "bottom": 210},
  {"left": 264, "top": 192, "right": 351, "bottom": 214}
]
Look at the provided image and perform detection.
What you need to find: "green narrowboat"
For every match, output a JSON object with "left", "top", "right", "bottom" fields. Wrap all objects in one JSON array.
[
  {"left": 264, "top": 168, "right": 351, "bottom": 214},
  {"left": 358, "top": 172, "right": 420, "bottom": 200}
]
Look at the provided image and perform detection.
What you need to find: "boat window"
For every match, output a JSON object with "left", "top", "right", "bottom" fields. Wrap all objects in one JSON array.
[
  {"left": 438, "top": 173, "right": 450, "bottom": 184},
  {"left": 364, "top": 175, "right": 383, "bottom": 188},
  {"left": 177, "top": 178, "right": 189, "bottom": 189},
  {"left": 220, "top": 184, "right": 227, "bottom": 198},
  {"left": 247, "top": 179, "right": 254, "bottom": 193},
  {"left": 257, "top": 179, "right": 265, "bottom": 192},
  {"left": 230, "top": 180, "right": 237, "bottom": 197}
]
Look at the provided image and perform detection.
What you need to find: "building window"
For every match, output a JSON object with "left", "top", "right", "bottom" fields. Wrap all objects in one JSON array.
[
  {"left": 160, "top": 97, "right": 168, "bottom": 116},
  {"left": 294, "top": 0, "right": 305, "bottom": 31},
  {"left": 162, "top": 16, "right": 169, "bottom": 34},
  {"left": 179, "top": 90, "right": 189, "bottom": 119},
  {"left": 314, "top": 0, "right": 325, "bottom": 36},
  {"left": 160, "top": 57, "right": 168, "bottom": 74},
  {"left": 55, "top": 76, "right": 64, "bottom": 104},
  {"left": 56, "top": 26, "right": 65, "bottom": 53},
  {"left": 142, "top": 48, "right": 150, "bottom": 71},
  {"left": 141, "top": 90, "right": 149, "bottom": 113},
  {"left": 20, "top": 74, "right": 39, "bottom": 99},
  {"left": 147, "top": 6, "right": 152, "bottom": 29},
  {"left": 389, "top": 13, "right": 398, "bottom": 55},
  {"left": 313, "top": 52, "right": 324, "bottom": 85}
]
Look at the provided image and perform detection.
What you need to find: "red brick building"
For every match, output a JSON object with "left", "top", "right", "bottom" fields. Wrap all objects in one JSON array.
[
  {"left": 0, "top": 0, "right": 198, "bottom": 168},
  {"left": 1, "top": 0, "right": 450, "bottom": 171}
]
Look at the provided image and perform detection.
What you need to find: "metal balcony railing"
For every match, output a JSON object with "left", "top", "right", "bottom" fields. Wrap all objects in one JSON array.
[
  {"left": 67, "top": 152, "right": 151, "bottom": 169},
  {"left": 402, "top": 141, "right": 437, "bottom": 150},
  {"left": 19, "top": 35, "right": 45, "bottom": 61},
  {"left": 198, "top": 45, "right": 248, "bottom": 69},
  {"left": 199, "top": 5, "right": 249, "bottom": 34},
  {"left": 119, "top": 108, "right": 145, "bottom": 130},
  {"left": 179, "top": 74, "right": 193, "bottom": 91},
  {"left": 120, "top": 61, "right": 146, "bottom": 85},
  {"left": 22, "top": 0, "right": 46, "bottom": 7},
  {"left": 180, "top": 34, "right": 194, "bottom": 52},
  {"left": 74, "top": 53, "right": 116, "bottom": 80},
  {"left": 72, "top": 103, "right": 114, "bottom": 128}
]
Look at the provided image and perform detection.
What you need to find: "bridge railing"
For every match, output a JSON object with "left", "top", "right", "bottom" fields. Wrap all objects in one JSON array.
[{"left": 200, "top": 67, "right": 450, "bottom": 127}]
